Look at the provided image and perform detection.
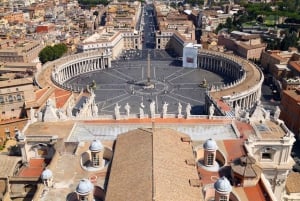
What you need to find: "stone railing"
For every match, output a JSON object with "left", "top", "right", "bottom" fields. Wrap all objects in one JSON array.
[
  {"left": 199, "top": 49, "right": 264, "bottom": 111},
  {"left": 51, "top": 51, "right": 112, "bottom": 91},
  {"left": 199, "top": 50, "right": 246, "bottom": 90},
  {"left": 64, "top": 113, "right": 235, "bottom": 121},
  {"left": 35, "top": 50, "right": 112, "bottom": 90}
]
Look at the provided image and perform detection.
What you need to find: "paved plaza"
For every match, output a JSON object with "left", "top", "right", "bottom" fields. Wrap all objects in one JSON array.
[{"left": 66, "top": 50, "right": 230, "bottom": 115}]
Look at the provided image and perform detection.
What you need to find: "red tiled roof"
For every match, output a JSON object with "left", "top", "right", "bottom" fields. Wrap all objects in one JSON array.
[
  {"left": 198, "top": 166, "right": 219, "bottom": 185},
  {"left": 35, "top": 87, "right": 49, "bottom": 100},
  {"left": 54, "top": 89, "right": 72, "bottom": 108},
  {"left": 18, "top": 158, "right": 46, "bottom": 177},
  {"left": 244, "top": 181, "right": 268, "bottom": 201},
  {"left": 223, "top": 139, "right": 245, "bottom": 162},
  {"left": 217, "top": 100, "right": 231, "bottom": 112},
  {"left": 234, "top": 121, "right": 256, "bottom": 139},
  {"left": 19, "top": 167, "right": 43, "bottom": 177}
]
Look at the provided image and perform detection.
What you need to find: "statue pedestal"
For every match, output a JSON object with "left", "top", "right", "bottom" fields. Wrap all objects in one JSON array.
[
  {"left": 162, "top": 113, "right": 167, "bottom": 119},
  {"left": 115, "top": 114, "right": 120, "bottom": 120},
  {"left": 139, "top": 113, "right": 144, "bottom": 119},
  {"left": 177, "top": 114, "right": 182, "bottom": 118},
  {"left": 186, "top": 114, "right": 190, "bottom": 119}
]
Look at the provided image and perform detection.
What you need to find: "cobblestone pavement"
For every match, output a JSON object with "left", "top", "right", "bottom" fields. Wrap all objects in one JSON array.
[{"left": 66, "top": 50, "right": 231, "bottom": 115}]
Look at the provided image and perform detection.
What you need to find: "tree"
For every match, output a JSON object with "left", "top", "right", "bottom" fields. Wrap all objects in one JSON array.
[
  {"left": 215, "top": 17, "right": 237, "bottom": 33},
  {"left": 280, "top": 32, "right": 298, "bottom": 51},
  {"left": 39, "top": 43, "right": 68, "bottom": 64}
]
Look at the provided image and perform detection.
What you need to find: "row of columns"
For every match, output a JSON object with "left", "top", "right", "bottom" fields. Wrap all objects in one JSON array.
[
  {"left": 199, "top": 53, "right": 261, "bottom": 111},
  {"left": 54, "top": 57, "right": 111, "bottom": 84},
  {"left": 231, "top": 90, "right": 259, "bottom": 110},
  {"left": 199, "top": 55, "right": 243, "bottom": 80}
]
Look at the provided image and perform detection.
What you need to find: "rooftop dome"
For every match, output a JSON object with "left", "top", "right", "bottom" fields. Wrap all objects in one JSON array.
[
  {"left": 89, "top": 140, "right": 103, "bottom": 152},
  {"left": 41, "top": 169, "right": 53, "bottom": 180},
  {"left": 203, "top": 138, "right": 218, "bottom": 150},
  {"left": 214, "top": 176, "right": 232, "bottom": 193},
  {"left": 76, "top": 179, "right": 94, "bottom": 195}
]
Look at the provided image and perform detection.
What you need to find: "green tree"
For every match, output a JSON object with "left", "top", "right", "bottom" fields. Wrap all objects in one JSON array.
[
  {"left": 39, "top": 43, "right": 68, "bottom": 64},
  {"left": 280, "top": 32, "right": 298, "bottom": 51},
  {"left": 78, "top": 0, "right": 109, "bottom": 6},
  {"left": 215, "top": 17, "right": 237, "bottom": 33}
]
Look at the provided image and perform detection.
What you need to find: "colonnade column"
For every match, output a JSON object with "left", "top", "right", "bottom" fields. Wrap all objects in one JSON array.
[{"left": 108, "top": 57, "right": 111, "bottom": 68}]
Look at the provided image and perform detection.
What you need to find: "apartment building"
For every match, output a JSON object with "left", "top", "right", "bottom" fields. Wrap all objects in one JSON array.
[
  {"left": 261, "top": 49, "right": 300, "bottom": 80},
  {"left": 153, "top": 2, "right": 196, "bottom": 53},
  {"left": 0, "top": 78, "right": 36, "bottom": 120},
  {"left": 280, "top": 88, "right": 300, "bottom": 139},
  {"left": 1, "top": 11, "right": 24, "bottom": 24},
  {"left": 218, "top": 31, "right": 266, "bottom": 60},
  {"left": 0, "top": 39, "right": 44, "bottom": 62}
]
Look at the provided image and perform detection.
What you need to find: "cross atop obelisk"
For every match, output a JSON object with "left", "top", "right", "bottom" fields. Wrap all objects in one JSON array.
[{"left": 147, "top": 50, "right": 151, "bottom": 84}]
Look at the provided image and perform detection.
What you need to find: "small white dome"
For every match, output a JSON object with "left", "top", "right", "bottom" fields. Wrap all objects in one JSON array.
[
  {"left": 203, "top": 138, "right": 218, "bottom": 150},
  {"left": 41, "top": 169, "right": 52, "bottom": 180},
  {"left": 76, "top": 179, "right": 94, "bottom": 195},
  {"left": 89, "top": 140, "right": 103, "bottom": 152},
  {"left": 214, "top": 176, "right": 232, "bottom": 193}
]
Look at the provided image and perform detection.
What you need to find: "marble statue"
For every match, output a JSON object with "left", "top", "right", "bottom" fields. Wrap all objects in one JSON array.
[
  {"left": 57, "top": 109, "right": 67, "bottom": 120},
  {"left": 208, "top": 103, "right": 215, "bottom": 118},
  {"left": 178, "top": 102, "right": 182, "bottom": 116},
  {"left": 43, "top": 98, "right": 59, "bottom": 122},
  {"left": 274, "top": 106, "right": 281, "bottom": 121},
  {"left": 139, "top": 102, "right": 145, "bottom": 118},
  {"left": 186, "top": 103, "right": 192, "bottom": 117},
  {"left": 46, "top": 99, "right": 53, "bottom": 107},
  {"left": 150, "top": 101, "right": 156, "bottom": 118},
  {"left": 234, "top": 104, "right": 240, "bottom": 118},
  {"left": 30, "top": 107, "right": 35, "bottom": 120},
  {"left": 162, "top": 102, "right": 168, "bottom": 115},
  {"left": 66, "top": 102, "right": 73, "bottom": 117},
  {"left": 125, "top": 103, "right": 131, "bottom": 116},
  {"left": 114, "top": 103, "right": 121, "bottom": 119},
  {"left": 92, "top": 102, "right": 98, "bottom": 117}
]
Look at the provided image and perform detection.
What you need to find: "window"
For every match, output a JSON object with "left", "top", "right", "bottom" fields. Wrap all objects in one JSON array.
[
  {"left": 79, "top": 195, "right": 88, "bottom": 201},
  {"left": 92, "top": 154, "right": 99, "bottom": 166},
  {"left": 220, "top": 195, "right": 228, "bottom": 201},
  {"left": 8, "top": 95, "right": 13, "bottom": 102},
  {"left": 16, "top": 94, "right": 22, "bottom": 101},
  {"left": 262, "top": 153, "right": 272, "bottom": 159},
  {"left": 207, "top": 153, "right": 214, "bottom": 166},
  {"left": 0, "top": 96, "right": 4, "bottom": 104}
]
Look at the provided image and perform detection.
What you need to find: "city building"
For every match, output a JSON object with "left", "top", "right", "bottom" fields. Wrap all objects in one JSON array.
[
  {"left": 280, "top": 89, "right": 300, "bottom": 139},
  {"left": 0, "top": 40, "right": 44, "bottom": 63},
  {"left": 218, "top": 31, "right": 267, "bottom": 60},
  {"left": 153, "top": 2, "right": 196, "bottom": 53},
  {"left": 77, "top": 27, "right": 141, "bottom": 59},
  {"left": 260, "top": 49, "right": 299, "bottom": 81},
  {"left": 1, "top": 11, "right": 24, "bottom": 24},
  {"left": 0, "top": 62, "right": 40, "bottom": 80},
  {"left": 0, "top": 77, "right": 36, "bottom": 120}
]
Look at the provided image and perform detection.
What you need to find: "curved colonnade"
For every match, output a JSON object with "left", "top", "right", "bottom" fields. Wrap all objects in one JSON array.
[
  {"left": 47, "top": 49, "right": 263, "bottom": 115},
  {"left": 50, "top": 50, "right": 112, "bottom": 92},
  {"left": 198, "top": 50, "right": 264, "bottom": 112}
]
